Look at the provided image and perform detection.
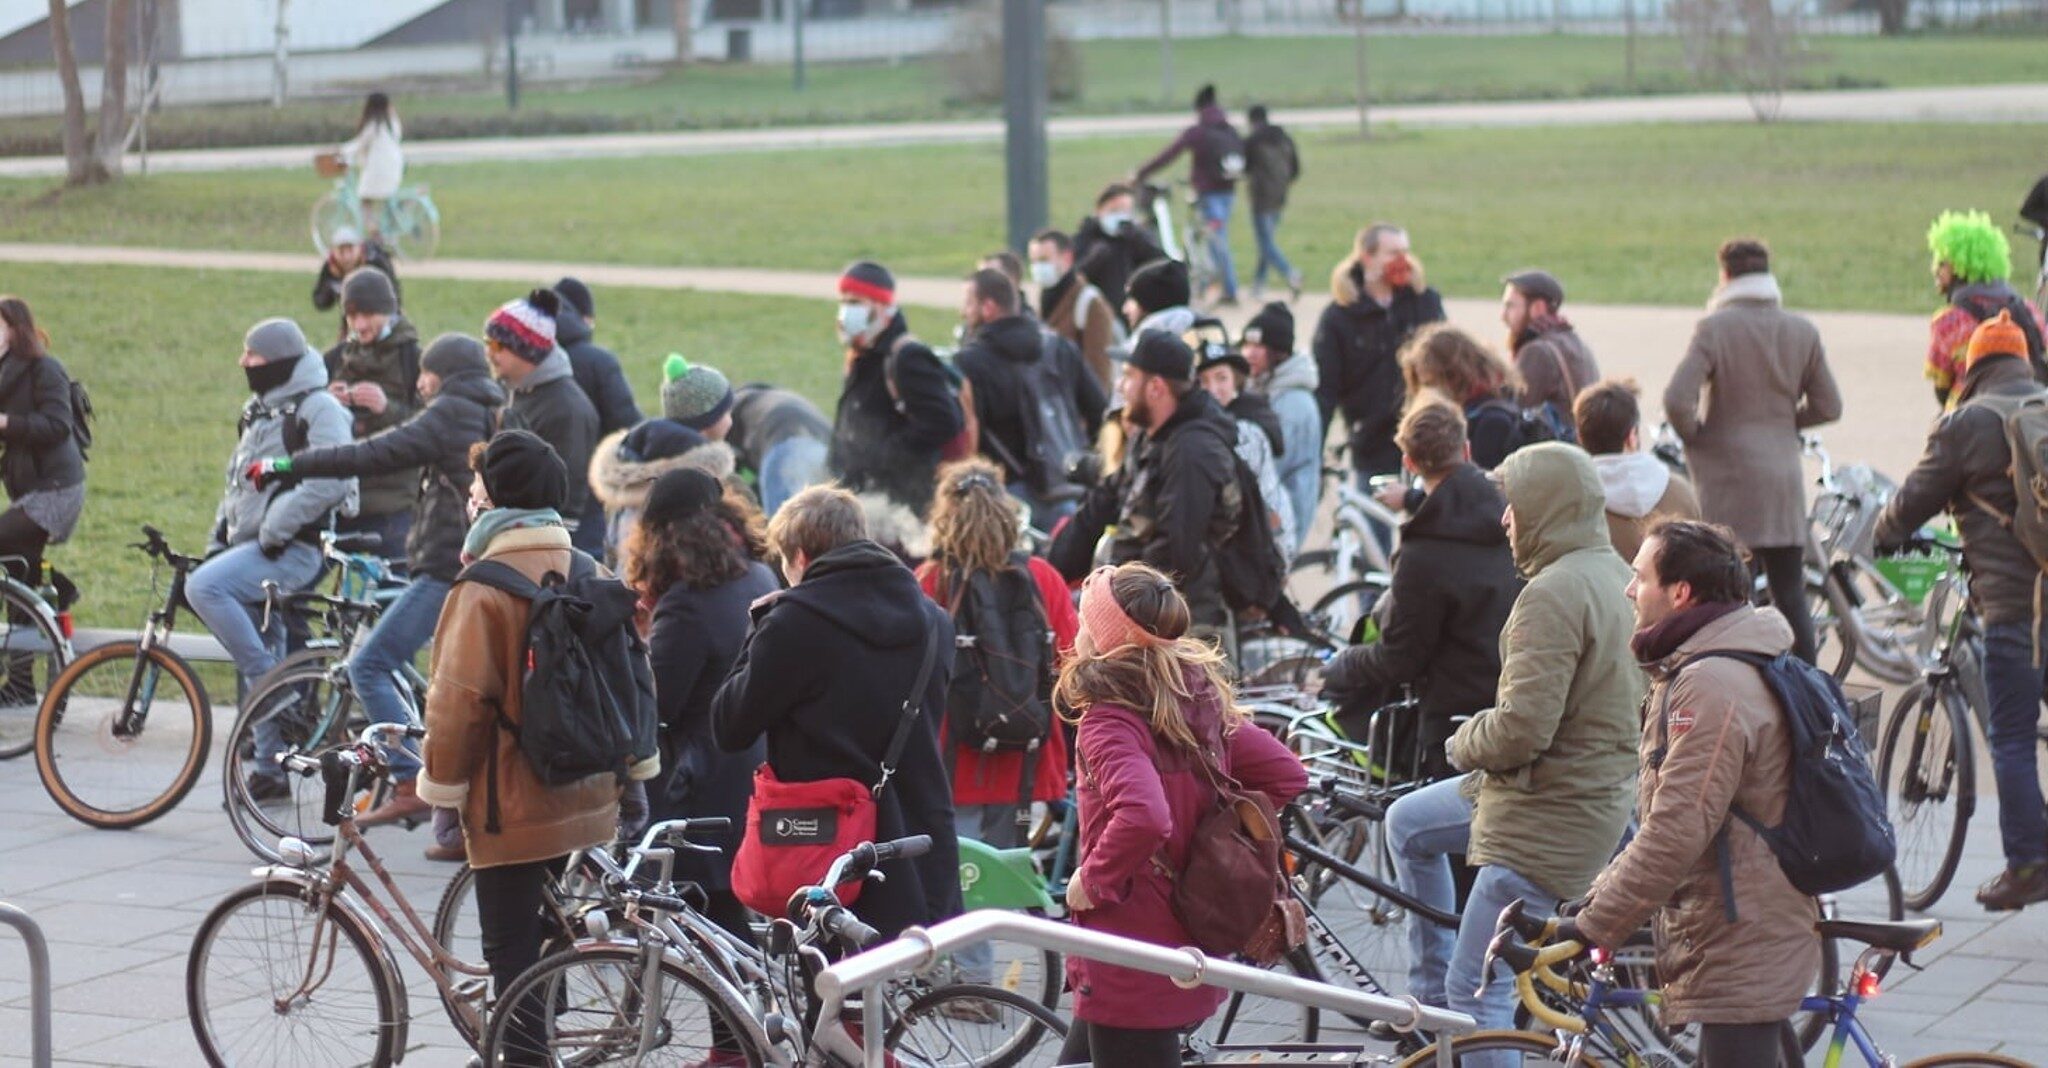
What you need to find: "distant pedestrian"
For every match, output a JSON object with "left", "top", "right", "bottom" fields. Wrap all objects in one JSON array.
[
  {"left": 487, "top": 289, "right": 602, "bottom": 546},
  {"left": 1135, "top": 84, "right": 1245, "bottom": 306},
  {"left": 1244, "top": 105, "right": 1303, "bottom": 302},
  {"left": 338, "top": 92, "right": 403, "bottom": 241},
  {"left": 1314, "top": 223, "right": 1445, "bottom": 504},
  {"left": 1072, "top": 183, "right": 1168, "bottom": 315},
  {"left": 827, "top": 261, "right": 964, "bottom": 516},
  {"left": 1031, "top": 228, "right": 1123, "bottom": 393},
  {"left": 1663, "top": 238, "right": 1841, "bottom": 665},
  {"left": 311, "top": 225, "right": 399, "bottom": 343},
  {"left": 1501, "top": 269, "right": 1599, "bottom": 436}
]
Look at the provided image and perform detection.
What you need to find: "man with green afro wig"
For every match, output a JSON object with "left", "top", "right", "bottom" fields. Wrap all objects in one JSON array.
[{"left": 1924, "top": 209, "right": 2044, "bottom": 406}]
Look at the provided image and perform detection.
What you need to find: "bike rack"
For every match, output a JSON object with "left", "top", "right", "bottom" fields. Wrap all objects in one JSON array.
[
  {"left": 0, "top": 902, "right": 52, "bottom": 1067},
  {"left": 817, "top": 910, "right": 1476, "bottom": 1068}
]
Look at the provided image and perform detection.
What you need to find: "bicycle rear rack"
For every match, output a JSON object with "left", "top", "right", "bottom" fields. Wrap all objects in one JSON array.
[
  {"left": 0, "top": 902, "right": 51, "bottom": 1066},
  {"left": 818, "top": 910, "right": 1476, "bottom": 1068}
]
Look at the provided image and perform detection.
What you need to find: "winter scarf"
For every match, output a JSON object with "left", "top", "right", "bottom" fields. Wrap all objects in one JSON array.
[{"left": 462, "top": 507, "right": 565, "bottom": 564}]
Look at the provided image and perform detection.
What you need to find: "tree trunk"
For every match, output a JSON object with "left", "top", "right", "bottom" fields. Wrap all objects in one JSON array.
[
  {"left": 1875, "top": 0, "right": 1908, "bottom": 34},
  {"left": 672, "top": 0, "right": 692, "bottom": 64},
  {"left": 95, "top": 0, "right": 131, "bottom": 178},
  {"left": 46, "top": 0, "right": 103, "bottom": 186}
]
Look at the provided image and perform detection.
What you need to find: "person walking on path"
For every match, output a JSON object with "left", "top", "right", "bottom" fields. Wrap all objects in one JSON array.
[
  {"left": 1055, "top": 561, "right": 1306, "bottom": 1068},
  {"left": 1244, "top": 105, "right": 1303, "bottom": 302},
  {"left": 1875, "top": 310, "right": 2048, "bottom": 910},
  {"left": 1314, "top": 223, "right": 1446, "bottom": 505},
  {"left": 240, "top": 333, "right": 504, "bottom": 826},
  {"left": 1241, "top": 301, "right": 1321, "bottom": 543},
  {"left": 487, "top": 289, "right": 602, "bottom": 549},
  {"left": 1571, "top": 519, "right": 1818, "bottom": 1067},
  {"left": 337, "top": 92, "right": 403, "bottom": 241},
  {"left": 0, "top": 297, "right": 84, "bottom": 705},
  {"left": 323, "top": 265, "right": 420, "bottom": 561},
  {"left": 1924, "top": 210, "right": 2047, "bottom": 406},
  {"left": 1383, "top": 443, "right": 1642, "bottom": 1060},
  {"left": 1031, "top": 228, "right": 1123, "bottom": 393},
  {"left": 311, "top": 225, "right": 398, "bottom": 343},
  {"left": 551, "top": 277, "right": 645, "bottom": 548},
  {"left": 589, "top": 356, "right": 737, "bottom": 566},
  {"left": 827, "top": 261, "right": 964, "bottom": 517},
  {"left": 728, "top": 382, "right": 831, "bottom": 518},
  {"left": 1663, "top": 238, "right": 1841, "bottom": 666},
  {"left": 710, "top": 485, "right": 962, "bottom": 941},
  {"left": 1134, "top": 84, "right": 1246, "bottom": 307},
  {"left": 1501, "top": 269, "right": 1599, "bottom": 430},
  {"left": 1072, "top": 183, "right": 1168, "bottom": 316},
  {"left": 1576, "top": 378, "right": 1700, "bottom": 564},
  {"left": 625, "top": 467, "right": 780, "bottom": 943}
]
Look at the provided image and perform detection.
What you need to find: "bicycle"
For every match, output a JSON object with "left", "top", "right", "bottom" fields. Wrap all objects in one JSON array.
[
  {"left": 1799, "top": 435, "right": 1943, "bottom": 685},
  {"left": 1402, "top": 899, "right": 2028, "bottom": 1067},
  {"left": 311, "top": 171, "right": 441, "bottom": 262},
  {"left": 33, "top": 524, "right": 214, "bottom": 829},
  {"left": 0, "top": 556, "right": 75, "bottom": 760},
  {"left": 483, "top": 834, "right": 1069, "bottom": 1067}
]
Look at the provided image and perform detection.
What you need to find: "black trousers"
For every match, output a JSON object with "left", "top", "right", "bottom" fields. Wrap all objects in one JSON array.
[
  {"left": 1752, "top": 544, "right": 1818, "bottom": 666},
  {"left": 1698, "top": 1020, "right": 1794, "bottom": 1067},
  {"left": 1056, "top": 1020, "right": 1181, "bottom": 1068},
  {"left": 0, "top": 505, "right": 49, "bottom": 693},
  {"left": 475, "top": 855, "right": 570, "bottom": 1065}
]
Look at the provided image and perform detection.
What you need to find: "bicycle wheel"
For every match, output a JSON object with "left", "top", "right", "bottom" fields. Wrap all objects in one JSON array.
[
  {"left": 1190, "top": 943, "right": 1321, "bottom": 1046},
  {"left": 35, "top": 641, "right": 211, "bottom": 829},
  {"left": 484, "top": 942, "right": 763, "bottom": 1067},
  {"left": 1878, "top": 679, "right": 1974, "bottom": 911},
  {"left": 1311, "top": 576, "right": 1390, "bottom": 647},
  {"left": 1398, "top": 1030, "right": 1609, "bottom": 1066},
  {"left": 1807, "top": 577, "right": 1857, "bottom": 682},
  {"left": 186, "top": 880, "right": 399, "bottom": 1068},
  {"left": 222, "top": 664, "right": 365, "bottom": 864},
  {"left": 1832, "top": 558, "right": 1933, "bottom": 685},
  {"left": 0, "top": 583, "right": 67, "bottom": 760},
  {"left": 1900, "top": 1056, "right": 2036, "bottom": 1067},
  {"left": 310, "top": 191, "right": 357, "bottom": 255},
  {"left": 886, "top": 982, "right": 1067, "bottom": 1068},
  {"left": 383, "top": 193, "right": 441, "bottom": 261}
]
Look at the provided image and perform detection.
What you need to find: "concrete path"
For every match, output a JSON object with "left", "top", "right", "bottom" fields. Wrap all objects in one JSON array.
[{"left": 4, "top": 82, "right": 2045, "bottom": 180}]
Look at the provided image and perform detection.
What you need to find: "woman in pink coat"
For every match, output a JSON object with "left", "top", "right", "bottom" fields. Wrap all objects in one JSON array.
[{"left": 1056, "top": 562, "right": 1308, "bottom": 1067}]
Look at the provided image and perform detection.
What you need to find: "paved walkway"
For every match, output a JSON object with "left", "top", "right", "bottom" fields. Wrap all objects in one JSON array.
[{"left": 3, "top": 82, "right": 2045, "bottom": 179}]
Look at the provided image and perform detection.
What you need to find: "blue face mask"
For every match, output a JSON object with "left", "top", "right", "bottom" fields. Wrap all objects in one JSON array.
[
  {"left": 837, "top": 302, "right": 873, "bottom": 341},
  {"left": 376, "top": 318, "right": 394, "bottom": 342},
  {"left": 1030, "top": 260, "right": 1060, "bottom": 287},
  {"left": 1101, "top": 212, "right": 1132, "bottom": 236}
]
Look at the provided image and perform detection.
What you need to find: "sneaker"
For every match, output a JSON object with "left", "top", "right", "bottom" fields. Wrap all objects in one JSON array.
[
  {"left": 425, "top": 840, "right": 467, "bottom": 862},
  {"left": 934, "top": 997, "right": 1002, "bottom": 1024},
  {"left": 1977, "top": 864, "right": 2048, "bottom": 910},
  {"left": 1287, "top": 271, "right": 1304, "bottom": 302}
]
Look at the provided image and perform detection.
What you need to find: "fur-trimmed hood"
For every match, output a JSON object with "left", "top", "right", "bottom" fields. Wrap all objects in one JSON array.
[{"left": 589, "top": 425, "right": 737, "bottom": 512}]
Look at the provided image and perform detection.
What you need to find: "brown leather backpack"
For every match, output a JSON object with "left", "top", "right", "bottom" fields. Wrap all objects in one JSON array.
[{"left": 1157, "top": 739, "right": 1305, "bottom": 964}]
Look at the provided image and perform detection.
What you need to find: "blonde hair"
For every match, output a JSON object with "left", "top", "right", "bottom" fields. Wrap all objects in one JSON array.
[
  {"left": 928, "top": 458, "right": 1022, "bottom": 580},
  {"left": 1054, "top": 563, "right": 1245, "bottom": 754},
  {"left": 1400, "top": 323, "right": 1518, "bottom": 406},
  {"left": 1397, "top": 400, "right": 1468, "bottom": 479},
  {"left": 766, "top": 484, "right": 867, "bottom": 566}
]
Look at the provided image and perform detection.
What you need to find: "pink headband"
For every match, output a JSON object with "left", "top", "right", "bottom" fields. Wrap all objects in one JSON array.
[{"left": 1080, "top": 566, "right": 1169, "bottom": 654}]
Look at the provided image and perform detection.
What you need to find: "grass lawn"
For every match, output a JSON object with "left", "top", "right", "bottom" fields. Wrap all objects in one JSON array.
[
  {"left": 36, "top": 262, "right": 941, "bottom": 627},
  {"left": 6, "top": 122, "right": 2041, "bottom": 313},
  {"left": 0, "top": 31, "right": 2043, "bottom": 154}
]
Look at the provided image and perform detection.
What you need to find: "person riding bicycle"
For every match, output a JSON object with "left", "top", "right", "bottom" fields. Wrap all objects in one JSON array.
[
  {"left": 1925, "top": 210, "right": 2047, "bottom": 406},
  {"left": 1133, "top": 83, "right": 1244, "bottom": 307},
  {"left": 0, "top": 297, "right": 85, "bottom": 705},
  {"left": 1568, "top": 518, "right": 1819, "bottom": 1067},
  {"left": 1322, "top": 401, "right": 1520, "bottom": 781},
  {"left": 337, "top": 92, "right": 404, "bottom": 241},
  {"left": 1874, "top": 310, "right": 2048, "bottom": 911},
  {"left": 323, "top": 266, "right": 421, "bottom": 562}
]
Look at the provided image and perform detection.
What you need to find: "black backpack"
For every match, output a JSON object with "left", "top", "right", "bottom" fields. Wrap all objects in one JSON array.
[
  {"left": 1472, "top": 397, "right": 1558, "bottom": 462},
  {"left": 458, "top": 551, "right": 660, "bottom": 834},
  {"left": 1658, "top": 650, "right": 1896, "bottom": 911},
  {"left": 942, "top": 555, "right": 1056, "bottom": 802},
  {"left": 1215, "top": 455, "right": 1286, "bottom": 615},
  {"left": 67, "top": 379, "right": 93, "bottom": 461},
  {"left": 1011, "top": 334, "right": 1092, "bottom": 501}
]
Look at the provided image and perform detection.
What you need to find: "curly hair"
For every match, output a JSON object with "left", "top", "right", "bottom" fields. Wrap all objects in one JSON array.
[
  {"left": 1400, "top": 322, "right": 1518, "bottom": 407},
  {"left": 927, "top": 458, "right": 1022, "bottom": 582},
  {"left": 1054, "top": 563, "right": 1245, "bottom": 755},
  {"left": 1927, "top": 209, "right": 2011, "bottom": 285},
  {"left": 623, "top": 485, "right": 769, "bottom": 599}
]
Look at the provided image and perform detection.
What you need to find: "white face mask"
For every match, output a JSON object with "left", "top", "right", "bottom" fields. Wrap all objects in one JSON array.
[
  {"left": 1029, "top": 260, "right": 1060, "bottom": 287},
  {"left": 837, "top": 302, "right": 873, "bottom": 342},
  {"left": 1101, "top": 212, "right": 1131, "bottom": 236}
]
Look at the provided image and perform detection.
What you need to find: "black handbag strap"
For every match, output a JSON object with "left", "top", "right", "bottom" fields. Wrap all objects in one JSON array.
[{"left": 873, "top": 622, "right": 943, "bottom": 799}]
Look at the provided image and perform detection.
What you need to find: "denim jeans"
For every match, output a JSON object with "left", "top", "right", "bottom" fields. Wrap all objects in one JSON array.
[
  {"left": 1196, "top": 191, "right": 1239, "bottom": 301},
  {"left": 186, "top": 540, "right": 326, "bottom": 694},
  {"left": 1981, "top": 621, "right": 2048, "bottom": 869},
  {"left": 759, "top": 436, "right": 829, "bottom": 518},
  {"left": 1251, "top": 210, "right": 1297, "bottom": 288},
  {"left": 346, "top": 575, "right": 450, "bottom": 782},
  {"left": 1388, "top": 774, "right": 1560, "bottom": 1068}
]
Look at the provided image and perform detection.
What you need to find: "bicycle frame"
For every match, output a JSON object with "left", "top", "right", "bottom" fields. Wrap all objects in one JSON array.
[{"left": 0, "top": 563, "right": 73, "bottom": 659}]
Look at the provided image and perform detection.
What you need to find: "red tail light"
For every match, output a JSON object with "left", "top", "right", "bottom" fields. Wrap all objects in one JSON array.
[
  {"left": 56, "top": 611, "right": 73, "bottom": 639},
  {"left": 1855, "top": 972, "right": 1881, "bottom": 999}
]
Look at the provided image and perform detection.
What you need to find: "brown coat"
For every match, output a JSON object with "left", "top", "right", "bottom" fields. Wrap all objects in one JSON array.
[
  {"left": 1043, "top": 274, "right": 1120, "bottom": 393},
  {"left": 1578, "top": 604, "right": 1822, "bottom": 1026},
  {"left": 417, "top": 524, "right": 631, "bottom": 869},
  {"left": 1663, "top": 274, "right": 1841, "bottom": 549}
]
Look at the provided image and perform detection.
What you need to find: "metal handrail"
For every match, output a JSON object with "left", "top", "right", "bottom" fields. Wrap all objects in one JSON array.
[
  {"left": 0, "top": 903, "right": 51, "bottom": 1066},
  {"left": 815, "top": 910, "right": 1476, "bottom": 1068}
]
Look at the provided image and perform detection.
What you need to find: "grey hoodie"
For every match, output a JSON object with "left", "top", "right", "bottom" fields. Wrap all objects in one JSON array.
[
  {"left": 1593, "top": 452, "right": 1672, "bottom": 520},
  {"left": 1258, "top": 351, "right": 1323, "bottom": 541},
  {"left": 212, "top": 350, "right": 356, "bottom": 553}
]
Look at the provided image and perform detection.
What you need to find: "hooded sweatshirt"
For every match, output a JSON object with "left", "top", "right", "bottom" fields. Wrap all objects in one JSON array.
[
  {"left": 1257, "top": 350, "right": 1324, "bottom": 542},
  {"left": 502, "top": 348, "right": 601, "bottom": 529},
  {"left": 956, "top": 314, "right": 1107, "bottom": 482},
  {"left": 1449, "top": 443, "right": 1643, "bottom": 901},
  {"left": 214, "top": 350, "right": 356, "bottom": 553},
  {"left": 1591, "top": 451, "right": 1701, "bottom": 565},
  {"left": 589, "top": 419, "right": 739, "bottom": 565}
]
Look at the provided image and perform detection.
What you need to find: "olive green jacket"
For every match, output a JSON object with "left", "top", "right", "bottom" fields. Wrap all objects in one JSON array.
[{"left": 1450, "top": 443, "right": 1645, "bottom": 900}]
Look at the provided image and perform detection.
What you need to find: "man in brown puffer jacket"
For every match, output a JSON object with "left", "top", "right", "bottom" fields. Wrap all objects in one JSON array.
[{"left": 1572, "top": 518, "right": 1820, "bottom": 1067}]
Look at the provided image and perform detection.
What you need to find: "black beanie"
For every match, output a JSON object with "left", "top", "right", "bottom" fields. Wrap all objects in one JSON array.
[
  {"left": 342, "top": 266, "right": 398, "bottom": 316},
  {"left": 554, "top": 276, "right": 595, "bottom": 320},
  {"left": 1127, "top": 258, "right": 1191, "bottom": 316},
  {"left": 1129, "top": 331, "right": 1196, "bottom": 384},
  {"left": 640, "top": 468, "right": 724, "bottom": 531},
  {"left": 1242, "top": 301, "right": 1295, "bottom": 354},
  {"left": 421, "top": 333, "right": 490, "bottom": 380},
  {"left": 480, "top": 430, "right": 568, "bottom": 512}
]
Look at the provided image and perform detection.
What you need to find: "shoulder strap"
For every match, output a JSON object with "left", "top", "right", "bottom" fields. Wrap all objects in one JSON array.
[
  {"left": 873, "top": 622, "right": 943, "bottom": 798},
  {"left": 457, "top": 558, "right": 543, "bottom": 600},
  {"left": 1544, "top": 338, "right": 1579, "bottom": 400}
]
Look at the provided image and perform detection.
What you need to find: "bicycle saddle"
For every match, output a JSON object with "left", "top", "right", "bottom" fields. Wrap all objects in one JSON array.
[{"left": 1816, "top": 917, "right": 1941, "bottom": 953}]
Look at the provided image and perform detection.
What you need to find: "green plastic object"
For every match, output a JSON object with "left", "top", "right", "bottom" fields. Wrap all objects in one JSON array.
[
  {"left": 958, "top": 837, "right": 1056, "bottom": 912},
  {"left": 1874, "top": 554, "right": 1946, "bottom": 606}
]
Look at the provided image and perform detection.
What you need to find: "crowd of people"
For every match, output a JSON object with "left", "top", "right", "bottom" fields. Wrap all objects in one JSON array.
[{"left": 13, "top": 86, "right": 2048, "bottom": 1065}]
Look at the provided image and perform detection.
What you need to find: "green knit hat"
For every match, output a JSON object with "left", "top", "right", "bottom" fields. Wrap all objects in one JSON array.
[
  {"left": 660, "top": 354, "right": 735, "bottom": 431},
  {"left": 1927, "top": 210, "right": 2011, "bottom": 285}
]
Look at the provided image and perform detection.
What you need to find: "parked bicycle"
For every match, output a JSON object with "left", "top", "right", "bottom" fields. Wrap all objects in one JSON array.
[
  {"left": 1799, "top": 435, "right": 1945, "bottom": 685},
  {"left": 0, "top": 556, "right": 75, "bottom": 760},
  {"left": 310, "top": 169, "right": 441, "bottom": 262}
]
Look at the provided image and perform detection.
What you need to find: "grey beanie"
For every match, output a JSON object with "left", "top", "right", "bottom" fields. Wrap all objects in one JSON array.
[
  {"left": 341, "top": 266, "right": 398, "bottom": 316},
  {"left": 660, "top": 354, "right": 735, "bottom": 430},
  {"left": 245, "top": 318, "right": 310, "bottom": 362},
  {"left": 421, "top": 333, "right": 490, "bottom": 379}
]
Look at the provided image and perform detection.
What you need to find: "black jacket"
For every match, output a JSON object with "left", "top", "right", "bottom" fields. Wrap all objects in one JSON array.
[
  {"left": 828, "top": 313, "right": 963, "bottom": 516},
  {"left": 650, "top": 559, "right": 781, "bottom": 893},
  {"left": 502, "top": 353, "right": 602, "bottom": 528},
  {"left": 1322, "top": 464, "right": 1521, "bottom": 778},
  {"left": 1313, "top": 266, "right": 1446, "bottom": 474},
  {"left": 1245, "top": 122, "right": 1300, "bottom": 215},
  {"left": 710, "top": 541, "right": 962, "bottom": 940},
  {"left": 288, "top": 369, "right": 504, "bottom": 581},
  {"left": 0, "top": 353, "right": 85, "bottom": 499},
  {"left": 730, "top": 383, "right": 831, "bottom": 478},
  {"left": 323, "top": 317, "right": 423, "bottom": 520},
  {"left": 311, "top": 245, "right": 401, "bottom": 329},
  {"left": 956, "top": 314, "right": 1107, "bottom": 481},
  {"left": 1071, "top": 215, "right": 1167, "bottom": 314},
  {"left": 552, "top": 303, "right": 643, "bottom": 437},
  {"left": 1052, "top": 388, "right": 1242, "bottom": 626},
  {"left": 1465, "top": 396, "right": 1523, "bottom": 472}
]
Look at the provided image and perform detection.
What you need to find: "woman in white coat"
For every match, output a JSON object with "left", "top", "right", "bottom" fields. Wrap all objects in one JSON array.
[{"left": 339, "top": 92, "right": 404, "bottom": 239}]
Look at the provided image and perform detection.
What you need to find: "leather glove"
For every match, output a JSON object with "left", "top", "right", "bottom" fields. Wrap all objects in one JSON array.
[
  {"left": 1557, "top": 895, "right": 1590, "bottom": 918},
  {"left": 244, "top": 457, "right": 292, "bottom": 490},
  {"left": 1554, "top": 917, "right": 1588, "bottom": 950}
]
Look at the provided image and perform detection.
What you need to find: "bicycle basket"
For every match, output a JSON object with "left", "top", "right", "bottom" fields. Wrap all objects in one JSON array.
[
  {"left": 1811, "top": 464, "right": 1895, "bottom": 559},
  {"left": 313, "top": 152, "right": 346, "bottom": 178}
]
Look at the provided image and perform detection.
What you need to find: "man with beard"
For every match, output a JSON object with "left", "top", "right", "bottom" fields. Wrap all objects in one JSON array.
[
  {"left": 1924, "top": 210, "right": 2047, "bottom": 407},
  {"left": 1501, "top": 269, "right": 1599, "bottom": 439}
]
